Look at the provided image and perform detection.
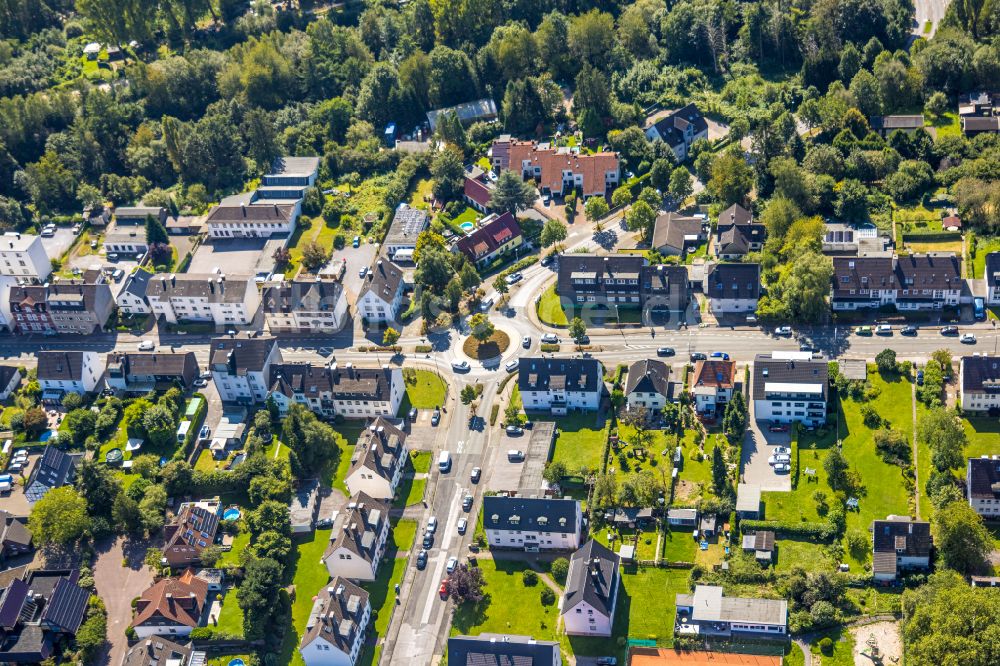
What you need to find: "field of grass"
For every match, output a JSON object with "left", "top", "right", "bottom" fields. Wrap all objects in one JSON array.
[
  {"left": 547, "top": 412, "right": 608, "bottom": 473},
  {"left": 660, "top": 526, "right": 698, "bottom": 562},
  {"left": 391, "top": 518, "right": 418, "bottom": 551},
  {"left": 964, "top": 416, "right": 1000, "bottom": 463},
  {"left": 451, "top": 559, "right": 561, "bottom": 641},
  {"left": 364, "top": 557, "right": 407, "bottom": 638},
  {"left": 762, "top": 427, "right": 837, "bottom": 523},
  {"left": 407, "top": 177, "right": 434, "bottom": 210},
  {"left": 907, "top": 239, "right": 963, "bottom": 254},
  {"left": 451, "top": 206, "right": 480, "bottom": 229},
  {"left": 775, "top": 539, "right": 835, "bottom": 573},
  {"left": 393, "top": 477, "right": 426, "bottom": 508},
  {"left": 930, "top": 111, "right": 961, "bottom": 138},
  {"left": 973, "top": 238, "right": 1000, "bottom": 278},
  {"left": 807, "top": 626, "right": 856, "bottom": 666},
  {"left": 537, "top": 284, "right": 569, "bottom": 327},
  {"left": 214, "top": 589, "right": 245, "bottom": 637},
  {"left": 896, "top": 202, "right": 943, "bottom": 228},
  {"left": 398, "top": 370, "right": 448, "bottom": 414},
  {"left": 283, "top": 528, "right": 335, "bottom": 666},
  {"left": 217, "top": 531, "right": 250, "bottom": 567}
]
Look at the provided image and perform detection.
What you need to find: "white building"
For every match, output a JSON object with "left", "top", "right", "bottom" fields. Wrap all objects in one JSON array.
[
  {"left": 561, "top": 540, "right": 620, "bottom": 637},
  {"left": 210, "top": 334, "right": 281, "bottom": 404},
  {"left": 299, "top": 578, "right": 371, "bottom": 666},
  {"left": 356, "top": 260, "right": 405, "bottom": 324},
  {"left": 116, "top": 269, "right": 153, "bottom": 315},
  {"left": 752, "top": 352, "right": 828, "bottom": 427},
  {"left": 704, "top": 263, "right": 760, "bottom": 314},
  {"left": 483, "top": 496, "right": 582, "bottom": 551},
  {"left": 36, "top": 350, "right": 101, "bottom": 397},
  {"left": 967, "top": 456, "right": 1000, "bottom": 518},
  {"left": 0, "top": 233, "right": 50, "bottom": 282},
  {"left": 675, "top": 585, "right": 787, "bottom": 637},
  {"left": 103, "top": 227, "right": 148, "bottom": 257},
  {"left": 146, "top": 273, "right": 260, "bottom": 326},
  {"left": 959, "top": 355, "right": 1000, "bottom": 413},
  {"left": 261, "top": 278, "right": 349, "bottom": 334},
  {"left": 267, "top": 363, "right": 404, "bottom": 420},
  {"left": 831, "top": 254, "right": 963, "bottom": 311},
  {"left": 643, "top": 104, "right": 709, "bottom": 161},
  {"left": 344, "top": 418, "right": 408, "bottom": 501},
  {"left": 690, "top": 359, "right": 736, "bottom": 417},
  {"left": 624, "top": 359, "right": 671, "bottom": 412},
  {"left": 871, "top": 516, "right": 932, "bottom": 581},
  {"left": 517, "top": 357, "right": 603, "bottom": 414},
  {"left": 986, "top": 253, "right": 1000, "bottom": 306},
  {"left": 323, "top": 493, "right": 391, "bottom": 582},
  {"left": 0, "top": 366, "right": 21, "bottom": 401}
]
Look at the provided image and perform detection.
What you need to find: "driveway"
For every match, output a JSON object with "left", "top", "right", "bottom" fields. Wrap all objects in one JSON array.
[
  {"left": 93, "top": 536, "right": 154, "bottom": 666},
  {"left": 187, "top": 238, "right": 270, "bottom": 275},
  {"left": 740, "top": 400, "right": 792, "bottom": 492},
  {"left": 324, "top": 243, "right": 377, "bottom": 304},
  {"left": 39, "top": 228, "right": 76, "bottom": 261}
]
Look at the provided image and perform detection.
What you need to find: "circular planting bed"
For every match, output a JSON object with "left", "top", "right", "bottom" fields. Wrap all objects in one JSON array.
[{"left": 463, "top": 330, "right": 510, "bottom": 360}]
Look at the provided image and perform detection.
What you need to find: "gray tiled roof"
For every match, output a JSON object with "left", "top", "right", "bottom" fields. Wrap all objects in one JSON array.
[
  {"left": 968, "top": 457, "right": 1000, "bottom": 500},
  {"left": 146, "top": 273, "right": 254, "bottom": 304},
  {"left": 707, "top": 263, "right": 760, "bottom": 301},
  {"left": 752, "top": 354, "right": 828, "bottom": 401},
  {"left": 210, "top": 335, "right": 278, "bottom": 373},
  {"left": 562, "top": 539, "right": 619, "bottom": 617},
  {"left": 518, "top": 357, "right": 602, "bottom": 394},
  {"left": 359, "top": 260, "right": 404, "bottom": 304},
  {"left": 483, "top": 495, "right": 579, "bottom": 534},
  {"left": 985, "top": 253, "right": 1000, "bottom": 288},
  {"left": 625, "top": 359, "right": 670, "bottom": 396},
  {"left": 961, "top": 355, "right": 1000, "bottom": 393},
  {"left": 301, "top": 577, "right": 370, "bottom": 653},
  {"left": 651, "top": 213, "right": 705, "bottom": 253}
]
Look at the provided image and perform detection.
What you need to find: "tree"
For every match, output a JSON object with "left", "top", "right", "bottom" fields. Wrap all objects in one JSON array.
[
  {"left": 431, "top": 146, "right": 464, "bottom": 201},
  {"left": 239, "top": 557, "right": 284, "bottom": 640},
  {"left": 933, "top": 501, "right": 993, "bottom": 575},
  {"left": 543, "top": 460, "right": 568, "bottom": 484},
  {"left": 22, "top": 407, "right": 47, "bottom": 435},
  {"left": 625, "top": 200, "right": 655, "bottom": 241},
  {"left": 414, "top": 231, "right": 447, "bottom": 264},
  {"left": 874, "top": 428, "right": 910, "bottom": 465},
  {"left": 875, "top": 349, "right": 897, "bottom": 373},
  {"left": 75, "top": 459, "right": 119, "bottom": 519},
  {"left": 568, "top": 317, "right": 587, "bottom": 343},
  {"left": 145, "top": 213, "right": 169, "bottom": 245},
  {"left": 824, "top": 448, "right": 850, "bottom": 492},
  {"left": 649, "top": 159, "right": 672, "bottom": 191},
  {"left": 469, "top": 313, "right": 495, "bottom": 342},
  {"left": 593, "top": 473, "right": 617, "bottom": 508},
  {"left": 300, "top": 241, "right": 330, "bottom": 273},
  {"left": 711, "top": 444, "right": 728, "bottom": 495},
  {"left": 776, "top": 252, "right": 834, "bottom": 323},
  {"left": 668, "top": 167, "right": 693, "bottom": 202},
  {"left": 383, "top": 328, "right": 400, "bottom": 346},
  {"left": 610, "top": 186, "right": 632, "bottom": 208},
  {"left": 282, "top": 404, "right": 341, "bottom": 474},
  {"left": 931, "top": 349, "right": 953, "bottom": 372},
  {"left": 492, "top": 276, "right": 509, "bottom": 303},
  {"left": 29, "top": 486, "right": 90, "bottom": 546},
  {"left": 460, "top": 385, "right": 477, "bottom": 405},
  {"left": 113, "top": 493, "right": 142, "bottom": 533},
  {"left": 504, "top": 401, "right": 522, "bottom": 426},
  {"left": 142, "top": 404, "right": 177, "bottom": 449},
  {"left": 551, "top": 557, "right": 569, "bottom": 583},
  {"left": 918, "top": 408, "right": 967, "bottom": 472},
  {"left": 722, "top": 391, "right": 748, "bottom": 441},
  {"left": 539, "top": 219, "right": 567, "bottom": 250},
  {"left": 138, "top": 484, "right": 167, "bottom": 533},
  {"left": 448, "top": 564, "right": 486, "bottom": 604},
  {"left": 925, "top": 91, "right": 949, "bottom": 117},
  {"left": 65, "top": 409, "right": 97, "bottom": 447},
  {"left": 584, "top": 196, "right": 609, "bottom": 223},
  {"left": 708, "top": 150, "right": 753, "bottom": 206},
  {"left": 490, "top": 170, "right": 536, "bottom": 215}
]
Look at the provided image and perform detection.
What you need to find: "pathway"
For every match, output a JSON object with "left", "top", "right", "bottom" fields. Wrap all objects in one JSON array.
[
  {"left": 93, "top": 537, "right": 154, "bottom": 666},
  {"left": 911, "top": 383, "right": 921, "bottom": 519}
]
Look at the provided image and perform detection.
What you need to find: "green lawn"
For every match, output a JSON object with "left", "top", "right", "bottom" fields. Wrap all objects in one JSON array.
[
  {"left": 407, "top": 177, "right": 434, "bottom": 210},
  {"left": 660, "top": 527, "right": 698, "bottom": 562},
  {"left": 363, "top": 556, "right": 407, "bottom": 637},
  {"left": 973, "top": 238, "right": 1000, "bottom": 278},
  {"left": 409, "top": 450, "right": 432, "bottom": 473},
  {"left": 391, "top": 518, "right": 417, "bottom": 551},
  {"left": 673, "top": 429, "right": 716, "bottom": 503},
  {"left": 537, "top": 284, "right": 569, "bottom": 327},
  {"left": 214, "top": 589, "right": 245, "bottom": 637},
  {"left": 785, "top": 643, "right": 805, "bottom": 666},
  {"left": 398, "top": 370, "right": 448, "bottom": 414},
  {"left": 762, "top": 426, "right": 837, "bottom": 523},
  {"left": 326, "top": 424, "right": 364, "bottom": 495},
  {"left": 546, "top": 412, "right": 608, "bottom": 473},
  {"left": 807, "top": 626, "right": 856, "bottom": 666},
  {"left": 907, "top": 239, "right": 963, "bottom": 254},
  {"left": 451, "top": 206, "right": 480, "bottom": 228},
  {"left": 217, "top": 531, "right": 250, "bottom": 567},
  {"left": 451, "top": 559, "right": 561, "bottom": 641},
  {"left": 392, "top": 477, "right": 426, "bottom": 508},
  {"left": 594, "top": 526, "right": 661, "bottom": 561},
  {"left": 284, "top": 528, "right": 335, "bottom": 666},
  {"left": 930, "top": 111, "right": 961, "bottom": 139},
  {"left": 775, "top": 539, "right": 835, "bottom": 573},
  {"left": 964, "top": 416, "right": 1000, "bottom": 462}
]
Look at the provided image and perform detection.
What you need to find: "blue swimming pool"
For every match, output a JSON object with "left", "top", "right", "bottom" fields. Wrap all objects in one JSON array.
[
  {"left": 38, "top": 430, "right": 53, "bottom": 442},
  {"left": 459, "top": 221, "right": 475, "bottom": 232},
  {"left": 228, "top": 660, "right": 246, "bottom": 666},
  {"left": 222, "top": 506, "right": 241, "bottom": 521}
]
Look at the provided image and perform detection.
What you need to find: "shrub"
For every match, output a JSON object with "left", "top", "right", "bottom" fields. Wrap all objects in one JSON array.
[
  {"left": 540, "top": 587, "right": 555, "bottom": 605},
  {"left": 818, "top": 637, "right": 834, "bottom": 655},
  {"left": 522, "top": 570, "right": 538, "bottom": 586},
  {"left": 551, "top": 558, "right": 569, "bottom": 584}
]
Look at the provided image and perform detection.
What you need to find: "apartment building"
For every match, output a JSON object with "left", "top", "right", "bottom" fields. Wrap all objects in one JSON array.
[
  {"left": 206, "top": 157, "right": 318, "bottom": 239},
  {"left": 299, "top": 578, "right": 371, "bottom": 666},
  {"left": 210, "top": 334, "right": 281, "bottom": 404},
  {"left": 561, "top": 540, "right": 620, "bottom": 637},
  {"left": 517, "top": 357, "right": 603, "bottom": 413},
  {"left": 322, "top": 493, "right": 391, "bottom": 582},
  {"left": 261, "top": 278, "right": 349, "bottom": 334},
  {"left": 705, "top": 263, "right": 761, "bottom": 314},
  {"left": 752, "top": 352, "right": 828, "bottom": 427},
  {"left": 8, "top": 275, "right": 114, "bottom": 334},
  {"left": 643, "top": 103, "right": 709, "bottom": 161},
  {"left": 345, "top": 418, "right": 408, "bottom": 501},
  {"left": 871, "top": 516, "right": 932, "bottom": 581},
  {"left": 831, "top": 254, "right": 963, "bottom": 311},
  {"left": 624, "top": 359, "right": 672, "bottom": 412},
  {"left": 556, "top": 254, "right": 689, "bottom": 314},
  {"left": 967, "top": 456, "right": 1000, "bottom": 518},
  {"left": 267, "top": 363, "right": 404, "bottom": 419},
  {"left": 491, "top": 136, "right": 620, "bottom": 198},
  {"left": 483, "top": 495, "right": 582, "bottom": 551},
  {"left": 0, "top": 233, "right": 50, "bottom": 281},
  {"left": 356, "top": 260, "right": 405, "bottom": 324},
  {"left": 37, "top": 350, "right": 102, "bottom": 397},
  {"left": 145, "top": 273, "right": 260, "bottom": 326},
  {"left": 105, "top": 351, "right": 199, "bottom": 392},
  {"left": 960, "top": 355, "right": 1000, "bottom": 413}
]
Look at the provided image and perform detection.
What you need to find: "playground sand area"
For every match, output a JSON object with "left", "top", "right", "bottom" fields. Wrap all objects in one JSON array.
[{"left": 851, "top": 621, "right": 902, "bottom": 666}]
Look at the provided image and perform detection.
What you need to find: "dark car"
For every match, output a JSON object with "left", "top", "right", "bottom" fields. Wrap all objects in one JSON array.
[
  {"left": 431, "top": 409, "right": 441, "bottom": 426},
  {"left": 799, "top": 343, "right": 817, "bottom": 353},
  {"left": 471, "top": 467, "right": 482, "bottom": 483},
  {"left": 596, "top": 659, "right": 618, "bottom": 666},
  {"left": 462, "top": 494, "right": 473, "bottom": 511},
  {"left": 416, "top": 549, "right": 428, "bottom": 569},
  {"left": 940, "top": 325, "right": 959, "bottom": 336},
  {"left": 656, "top": 347, "right": 675, "bottom": 357},
  {"left": 690, "top": 352, "right": 707, "bottom": 361},
  {"left": 901, "top": 325, "right": 918, "bottom": 336},
  {"left": 422, "top": 531, "right": 434, "bottom": 548},
  {"left": 408, "top": 407, "right": 417, "bottom": 421},
  {"left": 768, "top": 424, "right": 788, "bottom": 433},
  {"left": 916, "top": 369, "right": 924, "bottom": 386}
]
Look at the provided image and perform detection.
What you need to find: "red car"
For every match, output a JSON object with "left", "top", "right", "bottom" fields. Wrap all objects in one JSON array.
[
  {"left": 768, "top": 424, "right": 788, "bottom": 433},
  {"left": 439, "top": 580, "right": 449, "bottom": 600}
]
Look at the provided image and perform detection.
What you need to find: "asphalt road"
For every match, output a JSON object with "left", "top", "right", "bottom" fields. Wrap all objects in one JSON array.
[{"left": 911, "top": 0, "right": 950, "bottom": 41}]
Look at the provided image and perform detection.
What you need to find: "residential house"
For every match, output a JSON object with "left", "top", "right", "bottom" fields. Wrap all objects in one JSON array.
[
  {"left": 103, "top": 227, "right": 148, "bottom": 257},
  {"left": 383, "top": 205, "right": 428, "bottom": 261},
  {"left": 517, "top": 357, "right": 603, "bottom": 414},
  {"left": 752, "top": 351, "right": 829, "bottom": 427},
  {"left": 831, "top": 254, "right": 963, "bottom": 311},
  {"left": 453, "top": 212, "right": 523, "bottom": 269},
  {"left": 132, "top": 569, "right": 208, "bottom": 638},
  {"left": 961, "top": 116, "right": 1000, "bottom": 136},
  {"left": 651, "top": 213, "right": 707, "bottom": 257},
  {"left": 166, "top": 216, "right": 203, "bottom": 236},
  {"left": 870, "top": 115, "right": 925, "bottom": 136},
  {"left": 37, "top": 350, "right": 101, "bottom": 399},
  {"left": 161, "top": 499, "right": 222, "bottom": 569},
  {"left": 741, "top": 531, "right": 776, "bottom": 563},
  {"left": 8, "top": 276, "right": 114, "bottom": 334},
  {"left": 966, "top": 456, "right": 1000, "bottom": 518},
  {"left": 206, "top": 195, "right": 299, "bottom": 239},
  {"left": 208, "top": 418, "right": 245, "bottom": 460},
  {"left": 123, "top": 637, "right": 205, "bottom": 666},
  {"left": 561, "top": 539, "right": 620, "bottom": 637},
  {"left": 736, "top": 483, "right": 761, "bottom": 519},
  {"left": 426, "top": 98, "right": 497, "bottom": 130},
  {"left": 871, "top": 516, "right": 932, "bottom": 581},
  {"left": 666, "top": 508, "right": 698, "bottom": 527},
  {"left": 959, "top": 355, "right": 1000, "bottom": 413},
  {"left": 483, "top": 495, "right": 583, "bottom": 551},
  {"left": 115, "top": 206, "right": 167, "bottom": 226},
  {"left": 299, "top": 578, "right": 371, "bottom": 666},
  {"left": 261, "top": 278, "right": 349, "bottom": 334},
  {"left": 146, "top": 273, "right": 260, "bottom": 326},
  {"left": 323, "top": 493, "right": 391, "bottom": 582},
  {"left": 116, "top": 269, "right": 153, "bottom": 315},
  {"left": 345, "top": 418, "right": 408, "bottom": 501},
  {"left": 705, "top": 263, "right": 760, "bottom": 314},
  {"left": 463, "top": 167, "right": 494, "bottom": 213},
  {"left": 0, "top": 366, "right": 21, "bottom": 401},
  {"left": 556, "top": 254, "right": 689, "bottom": 314},
  {"left": 210, "top": 334, "right": 281, "bottom": 404},
  {"left": 958, "top": 91, "right": 1000, "bottom": 117},
  {"left": 625, "top": 359, "right": 671, "bottom": 412},
  {"left": 715, "top": 205, "right": 765, "bottom": 260},
  {"left": 105, "top": 351, "right": 199, "bottom": 392},
  {"left": 448, "top": 635, "right": 562, "bottom": 666},
  {"left": 0, "top": 233, "right": 50, "bottom": 282},
  {"left": 985, "top": 253, "right": 1000, "bottom": 306},
  {"left": 264, "top": 156, "right": 321, "bottom": 189},
  {"left": 0, "top": 568, "right": 90, "bottom": 663},
  {"left": 642, "top": 263, "right": 691, "bottom": 314},
  {"left": 675, "top": 585, "right": 787, "bottom": 636},
  {"left": 491, "top": 136, "right": 620, "bottom": 198},
  {"left": 643, "top": 104, "right": 710, "bottom": 161},
  {"left": 0, "top": 511, "right": 31, "bottom": 563},
  {"left": 356, "top": 260, "right": 405, "bottom": 324},
  {"left": 24, "top": 446, "right": 81, "bottom": 504},
  {"left": 690, "top": 359, "right": 736, "bottom": 417},
  {"left": 268, "top": 363, "right": 404, "bottom": 420}
]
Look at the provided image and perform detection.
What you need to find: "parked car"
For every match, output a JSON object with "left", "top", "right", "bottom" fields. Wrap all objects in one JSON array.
[
  {"left": 505, "top": 359, "right": 519, "bottom": 372},
  {"left": 471, "top": 467, "right": 482, "bottom": 483},
  {"left": 451, "top": 361, "right": 470, "bottom": 372},
  {"left": 358, "top": 266, "right": 368, "bottom": 278},
  {"left": 457, "top": 518, "right": 468, "bottom": 534},
  {"left": 901, "top": 325, "right": 918, "bottom": 336},
  {"left": 462, "top": 494, "right": 473, "bottom": 511},
  {"left": 656, "top": 347, "right": 675, "bottom": 357},
  {"left": 423, "top": 531, "right": 434, "bottom": 548},
  {"left": 768, "top": 424, "right": 788, "bottom": 432},
  {"left": 522, "top": 335, "right": 531, "bottom": 348},
  {"left": 446, "top": 556, "right": 458, "bottom": 573},
  {"left": 916, "top": 369, "right": 924, "bottom": 385},
  {"left": 710, "top": 351, "right": 730, "bottom": 360},
  {"left": 961, "top": 333, "right": 977, "bottom": 344},
  {"left": 974, "top": 296, "right": 986, "bottom": 321},
  {"left": 768, "top": 454, "right": 791, "bottom": 465},
  {"left": 775, "top": 326, "right": 792, "bottom": 336},
  {"left": 352, "top": 236, "right": 360, "bottom": 248},
  {"left": 799, "top": 343, "right": 817, "bottom": 353},
  {"left": 431, "top": 409, "right": 441, "bottom": 426},
  {"left": 193, "top": 378, "right": 208, "bottom": 388},
  {"left": 416, "top": 549, "right": 428, "bottom": 569},
  {"left": 199, "top": 425, "right": 211, "bottom": 440},
  {"left": 541, "top": 333, "right": 559, "bottom": 344},
  {"left": 505, "top": 272, "right": 523, "bottom": 285},
  {"left": 505, "top": 425, "right": 523, "bottom": 436},
  {"left": 479, "top": 297, "right": 494, "bottom": 312},
  {"left": 507, "top": 450, "right": 524, "bottom": 461},
  {"left": 439, "top": 580, "right": 449, "bottom": 600},
  {"left": 774, "top": 463, "right": 791, "bottom": 473},
  {"left": 855, "top": 326, "right": 872, "bottom": 336},
  {"left": 690, "top": 352, "right": 707, "bottom": 361},
  {"left": 426, "top": 516, "right": 437, "bottom": 533},
  {"left": 137, "top": 340, "right": 155, "bottom": 351},
  {"left": 596, "top": 658, "right": 618, "bottom": 666},
  {"left": 876, "top": 324, "right": 892, "bottom": 335},
  {"left": 940, "top": 325, "right": 959, "bottom": 336},
  {"left": 540, "top": 254, "right": 553, "bottom": 267},
  {"left": 772, "top": 446, "right": 791, "bottom": 455},
  {"left": 409, "top": 407, "right": 418, "bottom": 421}
]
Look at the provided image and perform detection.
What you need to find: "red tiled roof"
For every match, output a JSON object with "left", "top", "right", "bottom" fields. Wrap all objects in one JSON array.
[
  {"left": 464, "top": 176, "right": 492, "bottom": 207},
  {"left": 505, "top": 141, "right": 619, "bottom": 194},
  {"left": 454, "top": 213, "right": 522, "bottom": 262},
  {"left": 133, "top": 569, "right": 208, "bottom": 629}
]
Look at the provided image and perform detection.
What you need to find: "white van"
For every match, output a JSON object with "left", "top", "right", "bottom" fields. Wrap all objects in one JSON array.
[
  {"left": 438, "top": 450, "right": 452, "bottom": 472},
  {"left": 176, "top": 420, "right": 191, "bottom": 443}
]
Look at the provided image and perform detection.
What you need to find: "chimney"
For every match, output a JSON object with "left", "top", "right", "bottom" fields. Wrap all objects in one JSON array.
[{"left": 240, "top": 203, "right": 246, "bottom": 216}]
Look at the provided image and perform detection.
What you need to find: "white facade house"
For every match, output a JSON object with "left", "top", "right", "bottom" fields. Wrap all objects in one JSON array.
[
  {"left": 210, "top": 334, "right": 281, "bottom": 404},
  {"left": 483, "top": 496, "right": 582, "bottom": 551},
  {"left": 690, "top": 360, "right": 736, "bottom": 416},
  {"left": 356, "top": 260, "right": 405, "bottom": 324},
  {"left": 624, "top": 359, "right": 671, "bottom": 412},
  {"left": 967, "top": 456, "right": 1000, "bottom": 518},
  {"left": 675, "top": 585, "right": 787, "bottom": 637},
  {"left": 831, "top": 254, "right": 963, "bottom": 311},
  {"left": 752, "top": 352, "right": 828, "bottom": 427},
  {"left": 116, "top": 269, "right": 153, "bottom": 315},
  {"left": 960, "top": 355, "right": 1000, "bottom": 413},
  {"left": 146, "top": 273, "right": 260, "bottom": 326},
  {"left": 261, "top": 279, "right": 349, "bottom": 334},
  {"left": 0, "top": 366, "right": 21, "bottom": 401},
  {"left": 561, "top": 540, "right": 620, "bottom": 637},
  {"left": 206, "top": 157, "right": 318, "bottom": 239},
  {"left": 517, "top": 358, "right": 603, "bottom": 414},
  {"left": 37, "top": 350, "right": 101, "bottom": 396},
  {"left": 0, "top": 233, "right": 50, "bottom": 282},
  {"left": 103, "top": 227, "right": 148, "bottom": 256},
  {"left": 643, "top": 104, "right": 709, "bottom": 161},
  {"left": 299, "top": 578, "right": 371, "bottom": 666},
  {"left": 323, "top": 493, "right": 391, "bottom": 582},
  {"left": 705, "top": 263, "right": 760, "bottom": 314},
  {"left": 986, "top": 253, "right": 1000, "bottom": 306},
  {"left": 268, "top": 364, "right": 404, "bottom": 420},
  {"left": 344, "top": 418, "right": 408, "bottom": 501}
]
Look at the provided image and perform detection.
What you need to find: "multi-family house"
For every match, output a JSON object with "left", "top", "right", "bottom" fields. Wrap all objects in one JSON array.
[
  {"left": 267, "top": 363, "right": 404, "bottom": 419},
  {"left": 103, "top": 227, "right": 148, "bottom": 257},
  {"left": 0, "top": 569, "right": 90, "bottom": 663},
  {"left": 651, "top": 213, "right": 707, "bottom": 257},
  {"left": 123, "top": 636, "right": 205, "bottom": 666},
  {"left": 556, "top": 254, "right": 689, "bottom": 314},
  {"left": 705, "top": 263, "right": 761, "bottom": 314},
  {"left": 959, "top": 355, "right": 1000, "bottom": 413},
  {"left": 299, "top": 578, "right": 371, "bottom": 666},
  {"left": 0, "top": 365, "right": 21, "bottom": 401},
  {"left": 871, "top": 516, "right": 932, "bottom": 581},
  {"left": 261, "top": 278, "right": 349, "bottom": 334},
  {"left": 37, "top": 350, "right": 101, "bottom": 398},
  {"left": 356, "top": 260, "right": 405, "bottom": 324},
  {"left": 831, "top": 254, "right": 963, "bottom": 311},
  {"left": 24, "top": 446, "right": 82, "bottom": 504},
  {"left": 345, "top": 418, "right": 408, "bottom": 500},
  {"left": 210, "top": 334, "right": 281, "bottom": 404},
  {"left": 643, "top": 104, "right": 710, "bottom": 161},
  {"left": 8, "top": 275, "right": 114, "bottom": 334},
  {"left": 145, "top": 273, "right": 260, "bottom": 326},
  {"left": 105, "top": 351, "right": 199, "bottom": 392},
  {"left": 752, "top": 352, "right": 828, "bottom": 427},
  {"left": 161, "top": 499, "right": 221, "bottom": 569},
  {"left": 561, "top": 539, "right": 620, "bottom": 636},
  {"left": 116, "top": 269, "right": 153, "bottom": 315},
  {"left": 715, "top": 204, "right": 766, "bottom": 260},
  {"left": 453, "top": 212, "right": 524, "bottom": 269},
  {"left": 675, "top": 585, "right": 787, "bottom": 637},
  {"left": 483, "top": 495, "right": 582, "bottom": 551},
  {"left": 491, "top": 136, "right": 620, "bottom": 198},
  {"left": 0, "top": 233, "right": 50, "bottom": 282},
  {"left": 448, "top": 635, "right": 562, "bottom": 666},
  {"left": 690, "top": 359, "right": 736, "bottom": 417},
  {"left": 624, "top": 359, "right": 671, "bottom": 412},
  {"left": 518, "top": 357, "right": 603, "bottom": 414},
  {"left": 322, "top": 493, "right": 391, "bottom": 582},
  {"left": 985, "top": 253, "right": 1000, "bottom": 306},
  {"left": 967, "top": 456, "right": 1000, "bottom": 518},
  {"left": 132, "top": 569, "right": 208, "bottom": 638},
  {"left": 383, "top": 205, "right": 428, "bottom": 261}
]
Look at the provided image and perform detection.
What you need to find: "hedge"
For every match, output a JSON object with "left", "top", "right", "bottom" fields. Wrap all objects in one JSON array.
[
  {"left": 175, "top": 392, "right": 208, "bottom": 461},
  {"left": 540, "top": 343, "right": 559, "bottom": 353},
  {"left": 497, "top": 255, "right": 539, "bottom": 280},
  {"left": 739, "top": 518, "right": 837, "bottom": 541}
]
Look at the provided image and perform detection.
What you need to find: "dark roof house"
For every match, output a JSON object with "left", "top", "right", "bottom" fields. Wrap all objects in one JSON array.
[
  {"left": 448, "top": 634, "right": 561, "bottom": 666},
  {"left": 24, "top": 446, "right": 81, "bottom": 504},
  {"left": 562, "top": 539, "right": 620, "bottom": 623},
  {"left": 483, "top": 495, "right": 580, "bottom": 535},
  {"left": 706, "top": 263, "right": 761, "bottom": 302},
  {"left": 518, "top": 358, "right": 603, "bottom": 395},
  {"left": 652, "top": 213, "right": 706, "bottom": 255},
  {"left": 871, "top": 517, "right": 931, "bottom": 579},
  {"left": 625, "top": 359, "right": 671, "bottom": 397}
]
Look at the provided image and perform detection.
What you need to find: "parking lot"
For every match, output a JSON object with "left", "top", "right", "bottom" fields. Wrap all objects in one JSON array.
[
  {"left": 485, "top": 421, "right": 555, "bottom": 493},
  {"left": 740, "top": 402, "right": 792, "bottom": 492},
  {"left": 186, "top": 237, "right": 274, "bottom": 276},
  {"left": 0, "top": 450, "right": 41, "bottom": 517},
  {"left": 38, "top": 227, "right": 76, "bottom": 261},
  {"left": 324, "top": 244, "right": 378, "bottom": 304},
  {"left": 401, "top": 410, "right": 440, "bottom": 451}
]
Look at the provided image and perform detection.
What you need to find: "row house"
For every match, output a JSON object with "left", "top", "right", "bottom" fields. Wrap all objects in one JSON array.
[
  {"left": 491, "top": 136, "right": 620, "bottom": 198},
  {"left": 518, "top": 357, "right": 603, "bottom": 414},
  {"left": 37, "top": 350, "right": 102, "bottom": 398},
  {"left": 117, "top": 268, "right": 154, "bottom": 315},
  {"left": 705, "top": 263, "right": 761, "bottom": 314},
  {"left": 0, "top": 569, "right": 91, "bottom": 663},
  {"left": 831, "top": 254, "right": 963, "bottom": 311},
  {"left": 267, "top": 363, "right": 404, "bottom": 420},
  {"left": 322, "top": 493, "right": 391, "bottom": 582},
  {"left": 145, "top": 273, "right": 260, "bottom": 326},
  {"left": 752, "top": 352, "right": 828, "bottom": 427},
  {"left": 556, "top": 254, "right": 689, "bottom": 314},
  {"left": 8, "top": 274, "right": 114, "bottom": 334},
  {"left": 483, "top": 495, "right": 583, "bottom": 551},
  {"left": 261, "top": 278, "right": 349, "bottom": 334},
  {"left": 345, "top": 418, "right": 408, "bottom": 501},
  {"left": 210, "top": 334, "right": 281, "bottom": 404},
  {"left": 105, "top": 351, "right": 199, "bottom": 392}
]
